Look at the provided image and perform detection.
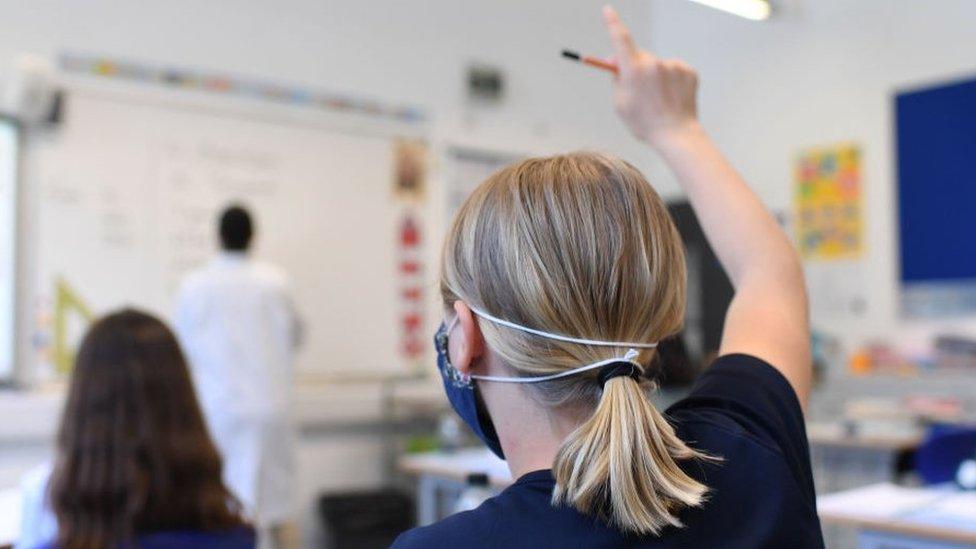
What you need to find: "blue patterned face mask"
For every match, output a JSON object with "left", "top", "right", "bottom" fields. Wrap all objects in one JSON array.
[
  {"left": 435, "top": 318, "right": 504, "bottom": 458},
  {"left": 434, "top": 306, "right": 658, "bottom": 461}
]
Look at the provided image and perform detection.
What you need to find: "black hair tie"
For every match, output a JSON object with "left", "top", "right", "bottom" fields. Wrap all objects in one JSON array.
[{"left": 597, "top": 361, "right": 641, "bottom": 389}]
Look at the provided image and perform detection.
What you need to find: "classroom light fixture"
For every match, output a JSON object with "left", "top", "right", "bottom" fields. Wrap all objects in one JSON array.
[{"left": 686, "top": 0, "right": 771, "bottom": 21}]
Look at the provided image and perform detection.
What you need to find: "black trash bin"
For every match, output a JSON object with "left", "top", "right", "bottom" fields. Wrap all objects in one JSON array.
[{"left": 318, "top": 489, "right": 415, "bottom": 549}]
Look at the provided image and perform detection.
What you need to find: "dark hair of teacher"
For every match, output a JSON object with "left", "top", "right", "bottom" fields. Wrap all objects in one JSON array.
[
  {"left": 219, "top": 204, "right": 254, "bottom": 251},
  {"left": 47, "top": 308, "right": 250, "bottom": 548}
]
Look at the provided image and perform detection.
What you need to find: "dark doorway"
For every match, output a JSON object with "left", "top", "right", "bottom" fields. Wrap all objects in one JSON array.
[{"left": 655, "top": 201, "right": 734, "bottom": 386}]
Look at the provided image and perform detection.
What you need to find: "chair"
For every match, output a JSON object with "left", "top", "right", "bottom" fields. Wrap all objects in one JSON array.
[{"left": 914, "top": 423, "right": 976, "bottom": 485}]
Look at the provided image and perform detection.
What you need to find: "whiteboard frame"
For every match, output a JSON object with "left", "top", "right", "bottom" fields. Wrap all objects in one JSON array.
[
  {"left": 30, "top": 75, "right": 433, "bottom": 385},
  {"left": 0, "top": 116, "right": 21, "bottom": 383},
  {"left": 58, "top": 74, "right": 428, "bottom": 141}
]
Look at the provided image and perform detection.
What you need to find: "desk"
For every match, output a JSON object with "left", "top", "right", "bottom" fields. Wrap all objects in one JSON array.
[
  {"left": 807, "top": 422, "right": 924, "bottom": 452},
  {"left": 807, "top": 422, "right": 923, "bottom": 494},
  {"left": 397, "top": 448, "right": 511, "bottom": 525},
  {"left": 818, "top": 483, "right": 976, "bottom": 549}
]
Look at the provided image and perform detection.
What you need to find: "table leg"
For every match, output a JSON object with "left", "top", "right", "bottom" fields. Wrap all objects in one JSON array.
[{"left": 417, "top": 474, "right": 438, "bottom": 526}]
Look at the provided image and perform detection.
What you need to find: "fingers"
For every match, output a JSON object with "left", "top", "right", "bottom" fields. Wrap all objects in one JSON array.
[
  {"left": 602, "top": 6, "right": 638, "bottom": 72},
  {"left": 667, "top": 59, "right": 696, "bottom": 75},
  {"left": 662, "top": 58, "right": 700, "bottom": 85}
]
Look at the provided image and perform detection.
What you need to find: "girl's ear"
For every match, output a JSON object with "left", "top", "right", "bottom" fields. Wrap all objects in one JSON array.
[{"left": 450, "top": 301, "right": 485, "bottom": 375}]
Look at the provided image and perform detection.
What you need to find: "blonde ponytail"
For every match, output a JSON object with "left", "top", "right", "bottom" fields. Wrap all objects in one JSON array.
[
  {"left": 441, "top": 151, "right": 713, "bottom": 536},
  {"left": 553, "top": 375, "right": 708, "bottom": 534}
]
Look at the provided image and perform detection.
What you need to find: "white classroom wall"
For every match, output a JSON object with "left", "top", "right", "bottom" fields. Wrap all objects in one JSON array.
[
  {"left": 0, "top": 0, "right": 655, "bottom": 167},
  {"left": 645, "top": 0, "right": 976, "bottom": 350}
]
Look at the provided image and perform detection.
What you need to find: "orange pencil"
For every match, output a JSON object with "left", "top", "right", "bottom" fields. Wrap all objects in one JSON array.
[{"left": 561, "top": 49, "right": 618, "bottom": 75}]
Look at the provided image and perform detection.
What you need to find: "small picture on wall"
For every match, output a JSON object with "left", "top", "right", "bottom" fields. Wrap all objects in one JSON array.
[{"left": 393, "top": 139, "right": 428, "bottom": 202}]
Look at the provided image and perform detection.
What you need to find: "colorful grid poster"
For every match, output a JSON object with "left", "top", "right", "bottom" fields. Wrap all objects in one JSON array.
[{"left": 795, "top": 144, "right": 863, "bottom": 260}]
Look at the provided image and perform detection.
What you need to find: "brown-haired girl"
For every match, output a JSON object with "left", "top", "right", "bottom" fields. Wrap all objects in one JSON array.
[{"left": 20, "top": 309, "right": 252, "bottom": 548}]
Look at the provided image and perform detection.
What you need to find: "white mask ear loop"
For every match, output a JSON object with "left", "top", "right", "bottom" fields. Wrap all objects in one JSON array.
[
  {"left": 445, "top": 314, "right": 460, "bottom": 335},
  {"left": 471, "top": 348, "right": 644, "bottom": 384},
  {"left": 448, "top": 304, "right": 656, "bottom": 384},
  {"left": 467, "top": 305, "right": 658, "bottom": 349}
]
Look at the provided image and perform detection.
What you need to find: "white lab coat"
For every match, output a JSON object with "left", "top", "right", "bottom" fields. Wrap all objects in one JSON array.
[
  {"left": 174, "top": 252, "right": 302, "bottom": 528},
  {"left": 15, "top": 463, "right": 56, "bottom": 549}
]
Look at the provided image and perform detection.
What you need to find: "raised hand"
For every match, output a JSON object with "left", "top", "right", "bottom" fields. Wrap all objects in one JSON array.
[{"left": 603, "top": 6, "right": 700, "bottom": 146}]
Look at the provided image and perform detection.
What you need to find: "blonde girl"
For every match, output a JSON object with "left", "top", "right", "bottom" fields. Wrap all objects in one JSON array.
[{"left": 395, "top": 7, "right": 822, "bottom": 548}]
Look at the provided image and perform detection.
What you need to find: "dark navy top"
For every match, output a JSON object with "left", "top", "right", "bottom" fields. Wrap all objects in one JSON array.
[
  {"left": 33, "top": 527, "right": 255, "bottom": 549},
  {"left": 393, "top": 354, "right": 825, "bottom": 548}
]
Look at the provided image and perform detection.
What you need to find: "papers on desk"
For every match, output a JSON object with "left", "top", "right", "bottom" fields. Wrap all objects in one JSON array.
[
  {"left": 818, "top": 483, "right": 945, "bottom": 519},
  {"left": 818, "top": 483, "right": 976, "bottom": 534},
  {"left": 911, "top": 492, "right": 976, "bottom": 530},
  {"left": 398, "top": 447, "right": 512, "bottom": 487}
]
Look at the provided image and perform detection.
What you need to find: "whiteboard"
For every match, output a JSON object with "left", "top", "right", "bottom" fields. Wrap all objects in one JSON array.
[
  {"left": 0, "top": 119, "right": 17, "bottom": 379},
  {"left": 31, "top": 86, "right": 430, "bottom": 379}
]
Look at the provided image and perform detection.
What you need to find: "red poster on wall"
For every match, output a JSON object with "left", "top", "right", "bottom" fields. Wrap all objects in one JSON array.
[{"left": 398, "top": 213, "right": 424, "bottom": 360}]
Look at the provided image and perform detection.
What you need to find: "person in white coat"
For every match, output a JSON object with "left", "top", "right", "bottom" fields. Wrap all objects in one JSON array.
[
  {"left": 15, "top": 462, "right": 55, "bottom": 549},
  {"left": 174, "top": 205, "right": 302, "bottom": 548}
]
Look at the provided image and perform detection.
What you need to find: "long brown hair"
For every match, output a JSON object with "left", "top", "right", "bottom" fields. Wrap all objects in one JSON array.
[
  {"left": 441, "top": 152, "right": 711, "bottom": 534},
  {"left": 49, "top": 308, "right": 245, "bottom": 548}
]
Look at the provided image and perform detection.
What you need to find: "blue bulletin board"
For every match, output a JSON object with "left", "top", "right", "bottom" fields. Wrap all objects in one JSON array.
[{"left": 896, "top": 76, "right": 976, "bottom": 315}]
